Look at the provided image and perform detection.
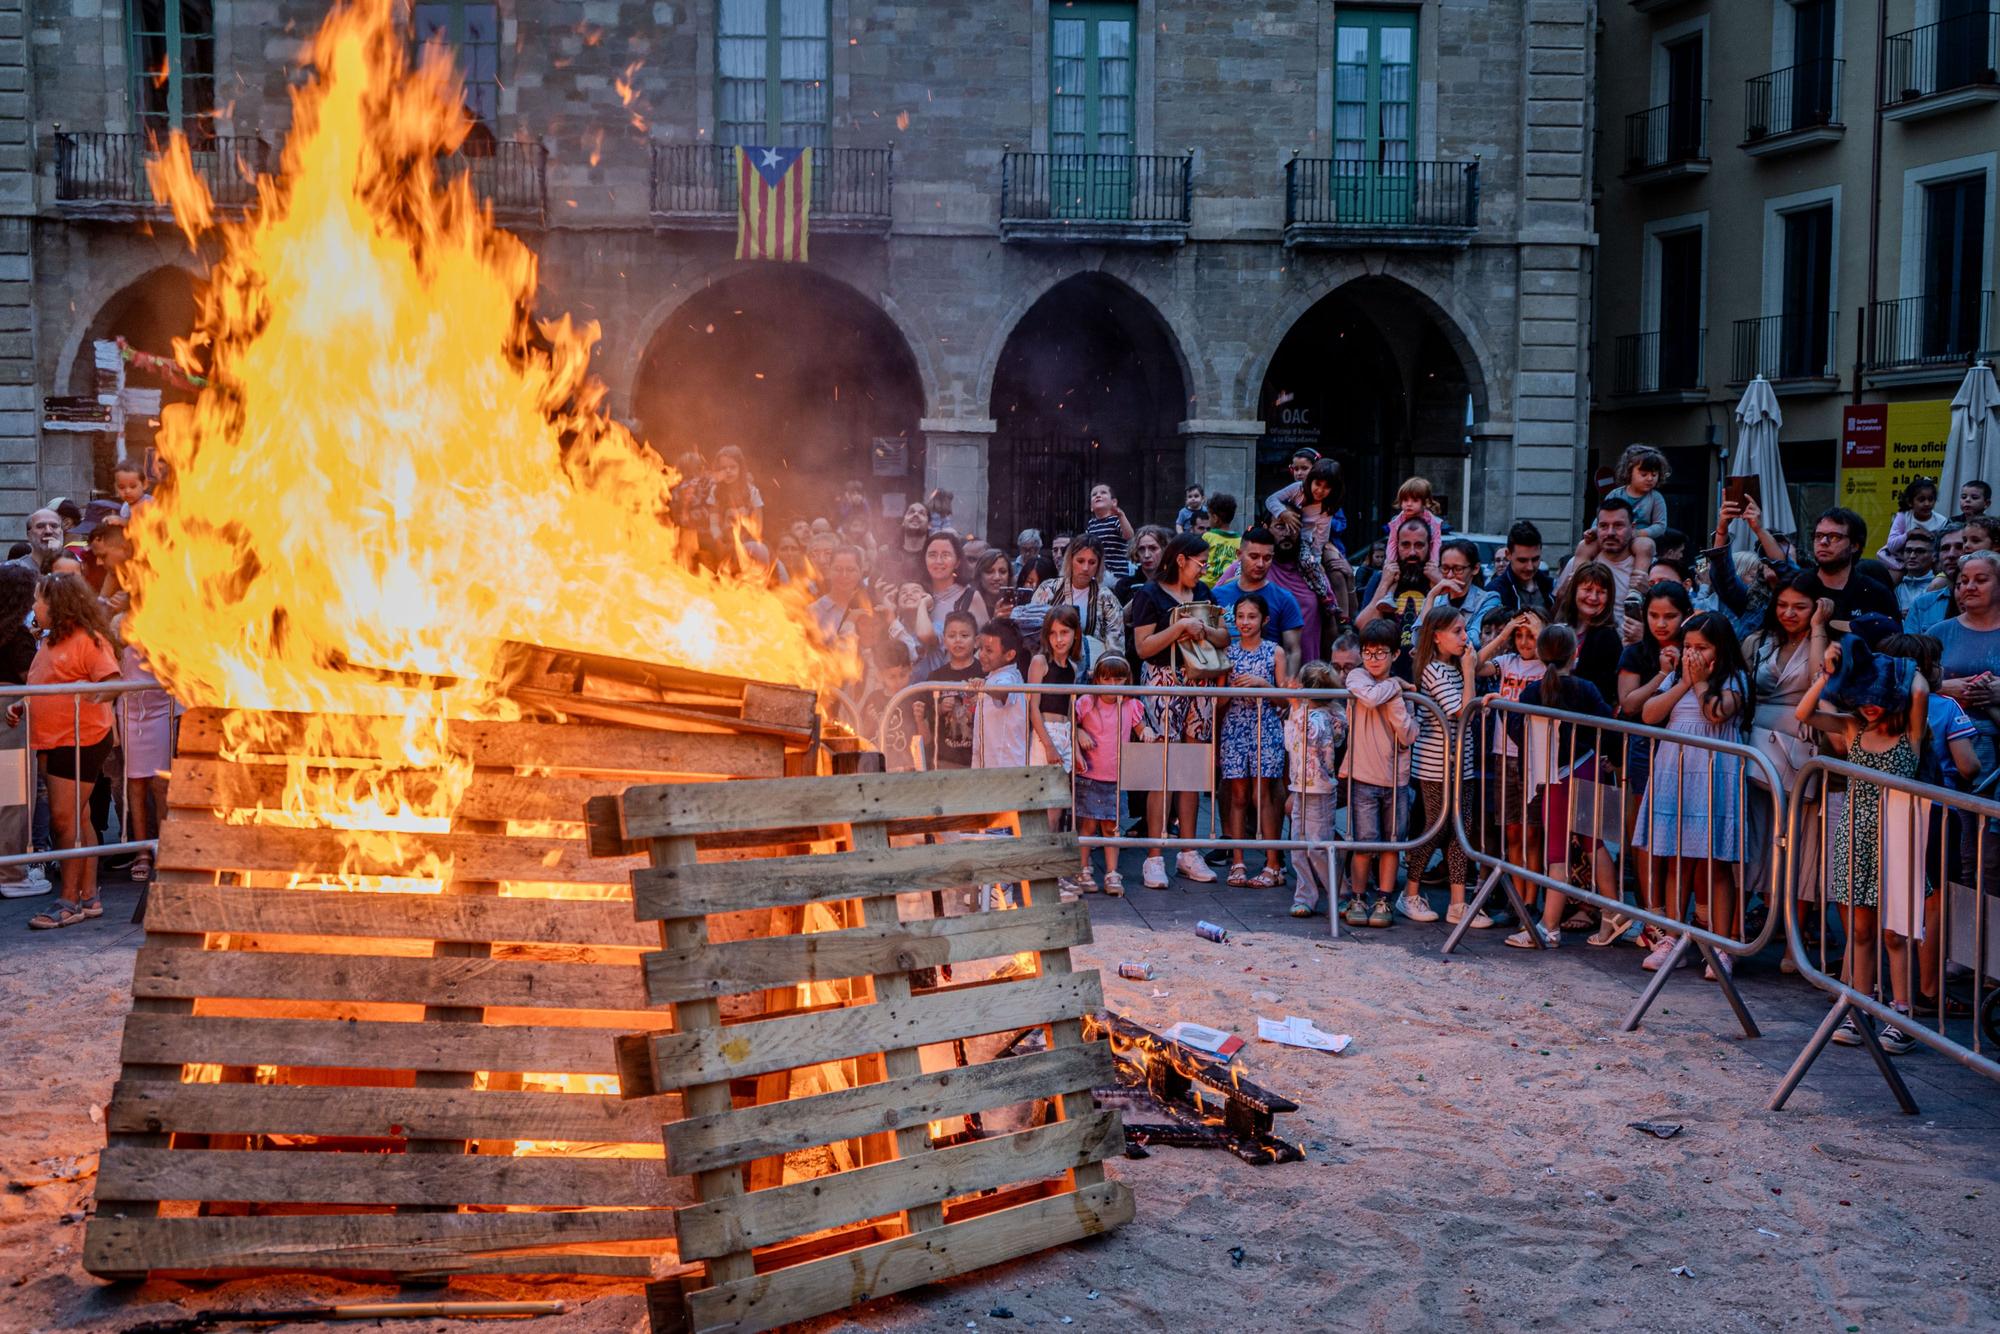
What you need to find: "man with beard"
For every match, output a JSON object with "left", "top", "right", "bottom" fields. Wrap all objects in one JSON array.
[
  {"left": 1555, "top": 495, "right": 1650, "bottom": 606},
  {"left": 888, "top": 501, "right": 932, "bottom": 583},
  {"left": 7, "top": 509, "right": 66, "bottom": 575},
  {"left": 1356, "top": 515, "right": 1437, "bottom": 679},
  {"left": 1801, "top": 505, "right": 1899, "bottom": 622},
  {"left": 1263, "top": 511, "right": 1325, "bottom": 664}
]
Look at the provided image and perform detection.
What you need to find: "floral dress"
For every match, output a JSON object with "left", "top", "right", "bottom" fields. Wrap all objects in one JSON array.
[
  {"left": 1219, "top": 640, "right": 1286, "bottom": 779},
  {"left": 1829, "top": 733, "right": 1918, "bottom": 910}
]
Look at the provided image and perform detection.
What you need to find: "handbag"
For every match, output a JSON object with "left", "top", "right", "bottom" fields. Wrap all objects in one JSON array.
[{"left": 1172, "top": 602, "right": 1229, "bottom": 680}]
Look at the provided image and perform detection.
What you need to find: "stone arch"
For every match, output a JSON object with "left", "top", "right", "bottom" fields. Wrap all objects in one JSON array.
[
  {"left": 52, "top": 253, "right": 204, "bottom": 394},
  {"left": 55, "top": 260, "right": 205, "bottom": 495},
  {"left": 972, "top": 265, "right": 1204, "bottom": 417}
]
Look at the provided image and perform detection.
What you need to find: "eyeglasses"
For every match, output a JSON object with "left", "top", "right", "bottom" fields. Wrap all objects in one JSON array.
[
  {"left": 1812, "top": 530, "right": 1847, "bottom": 544},
  {"left": 1361, "top": 646, "right": 1394, "bottom": 660},
  {"left": 1440, "top": 562, "right": 1474, "bottom": 576}
]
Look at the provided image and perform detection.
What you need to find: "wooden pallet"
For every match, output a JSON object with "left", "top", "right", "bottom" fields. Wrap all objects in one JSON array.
[
  {"left": 84, "top": 703, "right": 798, "bottom": 1283},
  {"left": 599, "top": 766, "right": 1133, "bottom": 1334}
]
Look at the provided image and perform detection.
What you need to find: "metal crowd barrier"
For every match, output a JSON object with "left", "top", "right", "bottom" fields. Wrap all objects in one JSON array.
[
  {"left": 1446, "top": 695, "right": 1787, "bottom": 1037},
  {"left": 1769, "top": 754, "right": 2000, "bottom": 1115},
  {"left": 876, "top": 680, "right": 1453, "bottom": 937},
  {"left": 1, "top": 678, "right": 177, "bottom": 873}
]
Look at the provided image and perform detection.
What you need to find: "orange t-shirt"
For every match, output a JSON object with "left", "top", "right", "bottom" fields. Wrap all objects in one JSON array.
[{"left": 26, "top": 631, "right": 120, "bottom": 752}]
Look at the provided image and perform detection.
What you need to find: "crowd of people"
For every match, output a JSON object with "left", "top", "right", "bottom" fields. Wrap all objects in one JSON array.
[
  {"left": 0, "top": 462, "right": 169, "bottom": 930},
  {"left": 750, "top": 444, "right": 2000, "bottom": 1056}
]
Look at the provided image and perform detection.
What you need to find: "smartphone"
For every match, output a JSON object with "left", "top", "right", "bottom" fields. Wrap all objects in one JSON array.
[{"left": 1724, "top": 474, "right": 1763, "bottom": 508}]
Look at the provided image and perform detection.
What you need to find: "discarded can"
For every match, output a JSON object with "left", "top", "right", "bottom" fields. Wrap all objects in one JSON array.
[
  {"left": 1117, "top": 961, "right": 1155, "bottom": 980},
  {"left": 1195, "top": 921, "right": 1229, "bottom": 943}
]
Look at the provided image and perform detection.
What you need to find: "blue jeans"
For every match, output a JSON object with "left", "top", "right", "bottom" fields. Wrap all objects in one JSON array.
[{"left": 1348, "top": 781, "right": 1409, "bottom": 844}]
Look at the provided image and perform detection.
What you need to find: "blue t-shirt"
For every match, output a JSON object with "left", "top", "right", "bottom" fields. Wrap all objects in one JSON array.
[
  {"left": 1926, "top": 694, "right": 1979, "bottom": 787},
  {"left": 1213, "top": 578, "right": 1305, "bottom": 644},
  {"left": 1932, "top": 617, "right": 2000, "bottom": 736}
]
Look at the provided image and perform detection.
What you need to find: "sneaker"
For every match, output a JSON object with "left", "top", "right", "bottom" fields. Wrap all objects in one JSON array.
[
  {"left": 1102, "top": 871, "right": 1125, "bottom": 897},
  {"left": 1641, "top": 933, "right": 1680, "bottom": 973},
  {"left": 1366, "top": 897, "right": 1394, "bottom": 929},
  {"left": 0, "top": 875, "right": 52, "bottom": 899},
  {"left": 1504, "top": 924, "right": 1554, "bottom": 949},
  {"left": 1830, "top": 1015, "right": 1863, "bottom": 1046},
  {"left": 1878, "top": 1022, "right": 1918, "bottom": 1056},
  {"left": 1395, "top": 892, "right": 1439, "bottom": 923},
  {"left": 1177, "top": 851, "right": 1218, "bottom": 884},
  {"left": 1141, "top": 856, "right": 1169, "bottom": 890},
  {"left": 1702, "top": 950, "right": 1735, "bottom": 983},
  {"left": 1343, "top": 897, "right": 1372, "bottom": 928},
  {"left": 1446, "top": 902, "right": 1494, "bottom": 929}
]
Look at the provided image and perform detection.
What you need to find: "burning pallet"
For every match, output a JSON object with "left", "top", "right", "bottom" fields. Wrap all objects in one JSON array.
[
  {"left": 594, "top": 765, "right": 1133, "bottom": 1334},
  {"left": 84, "top": 658, "right": 822, "bottom": 1284},
  {"left": 1084, "top": 1013, "right": 1304, "bottom": 1165}
]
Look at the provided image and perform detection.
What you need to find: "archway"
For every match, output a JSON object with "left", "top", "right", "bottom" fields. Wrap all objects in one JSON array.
[
  {"left": 68, "top": 266, "right": 201, "bottom": 493},
  {"left": 1259, "top": 277, "right": 1478, "bottom": 541},
  {"left": 988, "top": 273, "right": 1190, "bottom": 543},
  {"left": 632, "top": 268, "right": 925, "bottom": 531}
]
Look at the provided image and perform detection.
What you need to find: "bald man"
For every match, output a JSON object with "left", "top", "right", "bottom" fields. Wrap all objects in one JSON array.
[{"left": 9, "top": 509, "right": 65, "bottom": 575}]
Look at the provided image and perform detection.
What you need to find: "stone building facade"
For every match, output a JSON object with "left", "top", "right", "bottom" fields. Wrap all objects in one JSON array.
[{"left": 6, "top": 0, "right": 1598, "bottom": 546}]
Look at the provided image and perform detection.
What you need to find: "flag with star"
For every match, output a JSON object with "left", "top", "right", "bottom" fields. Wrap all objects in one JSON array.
[{"left": 734, "top": 145, "right": 813, "bottom": 262}]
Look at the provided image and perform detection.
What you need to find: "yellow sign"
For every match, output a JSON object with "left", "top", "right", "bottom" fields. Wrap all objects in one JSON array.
[{"left": 1837, "top": 400, "right": 1950, "bottom": 554}]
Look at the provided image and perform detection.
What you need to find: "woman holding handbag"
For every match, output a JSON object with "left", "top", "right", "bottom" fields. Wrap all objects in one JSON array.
[{"left": 1128, "top": 532, "right": 1229, "bottom": 889}]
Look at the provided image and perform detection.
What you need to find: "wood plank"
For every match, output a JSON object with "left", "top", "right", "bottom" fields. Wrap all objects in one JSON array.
[
  {"left": 662, "top": 1045, "right": 1111, "bottom": 1175},
  {"left": 646, "top": 972, "right": 1102, "bottom": 1086},
  {"left": 105, "top": 1080, "right": 673, "bottom": 1142},
  {"left": 632, "top": 834, "right": 1081, "bottom": 920},
  {"left": 616, "top": 766, "right": 1069, "bottom": 841},
  {"left": 641, "top": 900, "right": 1092, "bottom": 1004},
  {"left": 511, "top": 688, "right": 812, "bottom": 743},
  {"left": 169, "top": 759, "right": 644, "bottom": 825},
  {"left": 131, "top": 947, "right": 653, "bottom": 1011},
  {"left": 142, "top": 883, "right": 654, "bottom": 947},
  {"left": 118, "top": 1013, "right": 661, "bottom": 1075},
  {"left": 674, "top": 1111, "right": 1120, "bottom": 1261},
  {"left": 156, "top": 821, "right": 647, "bottom": 885},
  {"left": 83, "top": 1209, "right": 681, "bottom": 1279},
  {"left": 173, "top": 708, "right": 784, "bottom": 777},
  {"left": 97, "top": 1146, "right": 683, "bottom": 1208},
  {"left": 680, "top": 1180, "right": 1134, "bottom": 1333}
]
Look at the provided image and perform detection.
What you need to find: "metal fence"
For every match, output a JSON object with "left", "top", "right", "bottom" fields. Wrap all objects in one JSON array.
[
  {"left": 1743, "top": 58, "right": 1844, "bottom": 141},
  {"left": 1732, "top": 311, "right": 1838, "bottom": 384},
  {"left": 1624, "top": 99, "right": 1710, "bottom": 172},
  {"left": 649, "top": 144, "right": 895, "bottom": 223},
  {"left": 54, "top": 131, "right": 272, "bottom": 209},
  {"left": 440, "top": 141, "right": 548, "bottom": 220},
  {"left": 1884, "top": 10, "right": 2000, "bottom": 106},
  {"left": 1, "top": 679, "right": 178, "bottom": 876},
  {"left": 1868, "top": 292, "right": 1996, "bottom": 373},
  {"left": 1612, "top": 329, "right": 1706, "bottom": 395},
  {"left": 999, "top": 152, "right": 1192, "bottom": 225},
  {"left": 1769, "top": 754, "right": 2000, "bottom": 1115},
  {"left": 1281, "top": 158, "right": 1479, "bottom": 232}
]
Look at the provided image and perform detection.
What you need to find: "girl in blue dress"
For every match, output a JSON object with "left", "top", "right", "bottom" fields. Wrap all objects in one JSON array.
[{"left": 1220, "top": 593, "right": 1289, "bottom": 887}]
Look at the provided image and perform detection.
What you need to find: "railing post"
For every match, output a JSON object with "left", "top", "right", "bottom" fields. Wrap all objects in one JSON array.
[{"left": 1466, "top": 158, "right": 1480, "bottom": 229}]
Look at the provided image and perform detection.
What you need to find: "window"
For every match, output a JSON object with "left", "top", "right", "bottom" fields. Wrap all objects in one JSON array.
[
  {"left": 1788, "top": 0, "right": 1837, "bottom": 130},
  {"left": 1778, "top": 205, "right": 1835, "bottom": 377},
  {"left": 1935, "top": 0, "right": 1993, "bottom": 94},
  {"left": 1656, "top": 229, "right": 1705, "bottom": 388},
  {"left": 1333, "top": 7, "right": 1415, "bottom": 221},
  {"left": 413, "top": 3, "right": 500, "bottom": 128},
  {"left": 718, "top": 0, "right": 829, "bottom": 148},
  {"left": 1047, "top": 3, "right": 1134, "bottom": 218},
  {"left": 1922, "top": 174, "right": 1988, "bottom": 358},
  {"left": 127, "top": 1, "right": 215, "bottom": 142},
  {"left": 1663, "top": 34, "right": 1704, "bottom": 159}
]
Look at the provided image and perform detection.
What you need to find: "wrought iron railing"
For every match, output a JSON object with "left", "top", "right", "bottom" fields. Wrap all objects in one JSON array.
[
  {"left": 441, "top": 141, "right": 547, "bottom": 218},
  {"left": 1884, "top": 10, "right": 2000, "bottom": 105},
  {"left": 999, "top": 152, "right": 1191, "bottom": 225},
  {"left": 650, "top": 144, "right": 894, "bottom": 222},
  {"left": 1282, "top": 158, "right": 1479, "bottom": 231},
  {"left": 1743, "top": 58, "right": 1844, "bottom": 140},
  {"left": 54, "top": 131, "right": 272, "bottom": 208},
  {"left": 1868, "top": 292, "right": 1997, "bottom": 371},
  {"left": 1612, "top": 329, "right": 1706, "bottom": 396},
  {"left": 1732, "top": 312, "right": 1838, "bottom": 383},
  {"left": 1623, "top": 99, "right": 1710, "bottom": 171}
]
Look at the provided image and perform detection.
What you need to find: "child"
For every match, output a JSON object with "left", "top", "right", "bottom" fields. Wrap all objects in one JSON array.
[
  {"left": 1027, "top": 604, "right": 1087, "bottom": 772},
  {"left": 1405, "top": 605, "right": 1483, "bottom": 926},
  {"left": 112, "top": 458, "right": 152, "bottom": 522},
  {"left": 1379, "top": 476, "right": 1445, "bottom": 569},
  {"left": 1796, "top": 634, "right": 1928, "bottom": 1054},
  {"left": 1340, "top": 618, "right": 1419, "bottom": 928},
  {"left": 1286, "top": 660, "right": 1346, "bottom": 917},
  {"left": 1506, "top": 624, "right": 1618, "bottom": 949},
  {"left": 1634, "top": 611, "right": 1749, "bottom": 976},
  {"left": 1218, "top": 593, "right": 1288, "bottom": 887},
  {"left": 915, "top": 610, "right": 982, "bottom": 770},
  {"left": 1616, "top": 580, "right": 1694, "bottom": 952},
  {"left": 1176, "top": 485, "right": 1206, "bottom": 533},
  {"left": 1607, "top": 445, "right": 1670, "bottom": 540},
  {"left": 1073, "top": 655, "right": 1144, "bottom": 896},
  {"left": 1878, "top": 477, "right": 1948, "bottom": 570},
  {"left": 1201, "top": 494, "right": 1241, "bottom": 584},
  {"left": 1959, "top": 479, "right": 1991, "bottom": 522},
  {"left": 1476, "top": 610, "right": 1548, "bottom": 901},
  {"left": 859, "top": 637, "right": 916, "bottom": 771},
  {"left": 970, "top": 618, "right": 1029, "bottom": 770}
]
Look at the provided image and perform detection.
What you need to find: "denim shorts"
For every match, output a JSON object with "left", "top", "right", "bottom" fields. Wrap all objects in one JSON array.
[{"left": 1348, "top": 781, "right": 1409, "bottom": 843}]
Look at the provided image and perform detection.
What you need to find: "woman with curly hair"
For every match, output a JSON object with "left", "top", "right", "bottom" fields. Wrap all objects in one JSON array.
[{"left": 12, "top": 574, "right": 121, "bottom": 929}]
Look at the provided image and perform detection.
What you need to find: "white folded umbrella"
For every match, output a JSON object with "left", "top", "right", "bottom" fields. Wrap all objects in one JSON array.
[
  {"left": 1729, "top": 375, "right": 1794, "bottom": 551},
  {"left": 1939, "top": 362, "right": 2000, "bottom": 509}
]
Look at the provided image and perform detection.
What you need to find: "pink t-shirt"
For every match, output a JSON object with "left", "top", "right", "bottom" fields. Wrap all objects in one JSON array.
[{"left": 1073, "top": 695, "right": 1142, "bottom": 782}]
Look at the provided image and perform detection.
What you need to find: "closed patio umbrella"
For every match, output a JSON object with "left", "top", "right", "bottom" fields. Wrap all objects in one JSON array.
[
  {"left": 1939, "top": 361, "right": 2000, "bottom": 510},
  {"left": 1729, "top": 375, "right": 1794, "bottom": 551}
]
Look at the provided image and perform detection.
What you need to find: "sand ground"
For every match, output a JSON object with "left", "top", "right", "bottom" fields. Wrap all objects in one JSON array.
[{"left": 3, "top": 867, "right": 1996, "bottom": 1334}]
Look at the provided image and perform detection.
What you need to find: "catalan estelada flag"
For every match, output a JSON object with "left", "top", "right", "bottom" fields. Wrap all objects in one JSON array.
[{"left": 734, "top": 145, "right": 813, "bottom": 262}]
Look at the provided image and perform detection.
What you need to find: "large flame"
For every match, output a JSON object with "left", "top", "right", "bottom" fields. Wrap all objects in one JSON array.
[{"left": 126, "top": 0, "right": 836, "bottom": 724}]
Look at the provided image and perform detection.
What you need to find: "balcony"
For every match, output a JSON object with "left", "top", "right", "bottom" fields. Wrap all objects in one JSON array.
[
  {"left": 649, "top": 144, "right": 894, "bottom": 235},
  {"left": 1623, "top": 101, "right": 1710, "bottom": 183},
  {"left": 1742, "top": 59, "right": 1845, "bottom": 156},
  {"left": 1281, "top": 158, "right": 1479, "bottom": 250},
  {"left": 1883, "top": 11, "right": 2000, "bottom": 121},
  {"left": 999, "top": 152, "right": 1191, "bottom": 246},
  {"left": 1866, "top": 293, "right": 1997, "bottom": 384},
  {"left": 1730, "top": 312, "right": 1840, "bottom": 392},
  {"left": 439, "top": 141, "right": 548, "bottom": 226},
  {"left": 1629, "top": 0, "right": 1699, "bottom": 11},
  {"left": 1610, "top": 330, "right": 1707, "bottom": 402},
  {"left": 54, "top": 131, "right": 273, "bottom": 218}
]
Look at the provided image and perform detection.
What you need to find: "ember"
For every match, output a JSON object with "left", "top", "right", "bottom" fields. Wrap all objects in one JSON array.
[{"left": 1084, "top": 1012, "right": 1304, "bottom": 1165}]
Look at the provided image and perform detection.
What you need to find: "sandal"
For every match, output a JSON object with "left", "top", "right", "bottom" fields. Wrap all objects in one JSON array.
[
  {"left": 1252, "top": 866, "right": 1286, "bottom": 888},
  {"left": 1226, "top": 864, "right": 1251, "bottom": 887},
  {"left": 29, "top": 902, "right": 88, "bottom": 930},
  {"left": 78, "top": 898, "right": 103, "bottom": 919},
  {"left": 1913, "top": 992, "right": 1973, "bottom": 1019},
  {"left": 130, "top": 852, "right": 154, "bottom": 882}
]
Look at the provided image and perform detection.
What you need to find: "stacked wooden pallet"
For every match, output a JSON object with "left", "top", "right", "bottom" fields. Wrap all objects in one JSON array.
[
  {"left": 83, "top": 674, "right": 814, "bottom": 1283},
  {"left": 598, "top": 765, "right": 1132, "bottom": 1334}
]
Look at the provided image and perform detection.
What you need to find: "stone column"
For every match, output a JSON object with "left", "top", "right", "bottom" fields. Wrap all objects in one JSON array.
[
  {"left": 1178, "top": 419, "right": 1262, "bottom": 517},
  {"left": 0, "top": 0, "right": 37, "bottom": 531},
  {"left": 921, "top": 416, "right": 995, "bottom": 538}
]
